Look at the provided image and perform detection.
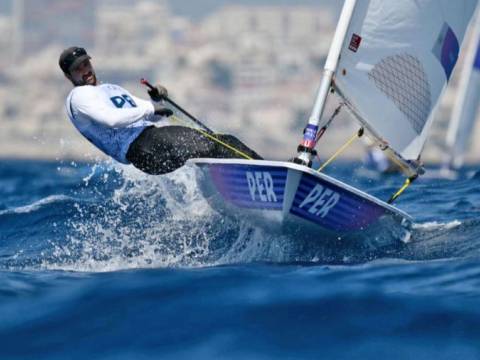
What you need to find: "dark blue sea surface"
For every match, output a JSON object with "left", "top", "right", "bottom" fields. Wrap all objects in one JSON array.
[{"left": 0, "top": 159, "right": 479, "bottom": 359}]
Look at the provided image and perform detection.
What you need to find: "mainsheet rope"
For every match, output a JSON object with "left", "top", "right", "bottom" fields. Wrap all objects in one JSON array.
[
  {"left": 170, "top": 115, "right": 254, "bottom": 160},
  {"left": 141, "top": 79, "right": 254, "bottom": 161}
]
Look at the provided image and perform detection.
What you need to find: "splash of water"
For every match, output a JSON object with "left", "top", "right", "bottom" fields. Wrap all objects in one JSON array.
[
  {"left": 40, "top": 162, "right": 297, "bottom": 272},
  {"left": 2, "top": 161, "right": 480, "bottom": 272}
]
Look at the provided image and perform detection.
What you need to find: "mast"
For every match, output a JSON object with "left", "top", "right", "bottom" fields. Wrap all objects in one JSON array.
[
  {"left": 445, "top": 6, "right": 480, "bottom": 169},
  {"left": 294, "top": 0, "right": 357, "bottom": 167}
]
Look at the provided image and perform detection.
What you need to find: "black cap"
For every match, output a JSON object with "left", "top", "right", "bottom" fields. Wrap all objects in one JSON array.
[{"left": 59, "top": 47, "right": 91, "bottom": 74}]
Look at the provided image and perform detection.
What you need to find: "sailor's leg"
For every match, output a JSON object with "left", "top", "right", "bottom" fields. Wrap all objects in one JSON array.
[
  {"left": 126, "top": 126, "right": 261, "bottom": 175},
  {"left": 126, "top": 126, "right": 211, "bottom": 174}
]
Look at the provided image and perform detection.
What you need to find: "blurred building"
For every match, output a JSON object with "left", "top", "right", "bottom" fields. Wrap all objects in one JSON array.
[
  {"left": 0, "top": 0, "right": 477, "bottom": 163},
  {"left": 0, "top": 14, "right": 13, "bottom": 68},
  {"left": 96, "top": 0, "right": 169, "bottom": 55},
  {"left": 14, "top": 0, "right": 95, "bottom": 61},
  {"left": 201, "top": 6, "right": 333, "bottom": 48}
]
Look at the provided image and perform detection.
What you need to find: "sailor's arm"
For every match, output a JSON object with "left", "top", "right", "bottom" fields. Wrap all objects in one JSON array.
[
  {"left": 130, "top": 94, "right": 155, "bottom": 109},
  {"left": 72, "top": 88, "right": 155, "bottom": 128},
  {"left": 130, "top": 94, "right": 174, "bottom": 118}
]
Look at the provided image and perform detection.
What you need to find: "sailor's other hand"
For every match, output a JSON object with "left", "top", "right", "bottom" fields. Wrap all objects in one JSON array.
[
  {"left": 148, "top": 84, "right": 168, "bottom": 102},
  {"left": 153, "top": 103, "right": 173, "bottom": 117}
]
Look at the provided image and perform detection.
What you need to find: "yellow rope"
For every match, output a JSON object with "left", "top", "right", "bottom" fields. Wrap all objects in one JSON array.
[
  {"left": 170, "top": 115, "right": 253, "bottom": 160},
  {"left": 317, "top": 128, "right": 363, "bottom": 173},
  {"left": 387, "top": 176, "right": 416, "bottom": 204}
]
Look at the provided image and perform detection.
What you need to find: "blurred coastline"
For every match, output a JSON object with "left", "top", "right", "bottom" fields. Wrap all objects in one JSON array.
[{"left": 0, "top": 0, "right": 478, "bottom": 163}]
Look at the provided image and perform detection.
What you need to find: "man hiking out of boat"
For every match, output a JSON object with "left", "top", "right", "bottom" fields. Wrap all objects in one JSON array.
[{"left": 59, "top": 46, "right": 262, "bottom": 175}]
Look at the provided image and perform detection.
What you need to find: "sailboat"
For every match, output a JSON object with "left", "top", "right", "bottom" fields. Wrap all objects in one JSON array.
[
  {"left": 189, "top": 0, "right": 478, "bottom": 245},
  {"left": 444, "top": 5, "right": 480, "bottom": 171}
]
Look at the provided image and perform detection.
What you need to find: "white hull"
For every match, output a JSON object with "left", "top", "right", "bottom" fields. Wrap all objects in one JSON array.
[{"left": 190, "top": 159, "right": 412, "bottom": 246}]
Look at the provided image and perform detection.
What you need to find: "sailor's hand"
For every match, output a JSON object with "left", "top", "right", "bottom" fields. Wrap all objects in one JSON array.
[
  {"left": 153, "top": 103, "right": 173, "bottom": 117},
  {"left": 148, "top": 84, "right": 168, "bottom": 102}
]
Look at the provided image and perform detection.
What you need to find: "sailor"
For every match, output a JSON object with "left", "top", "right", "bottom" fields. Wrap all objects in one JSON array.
[{"left": 59, "top": 46, "right": 262, "bottom": 175}]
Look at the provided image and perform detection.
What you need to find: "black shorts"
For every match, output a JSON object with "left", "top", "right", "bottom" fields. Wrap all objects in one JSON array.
[{"left": 126, "top": 126, "right": 263, "bottom": 175}]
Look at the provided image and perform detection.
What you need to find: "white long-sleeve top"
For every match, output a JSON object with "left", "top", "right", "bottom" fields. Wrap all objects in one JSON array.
[{"left": 65, "top": 83, "right": 162, "bottom": 163}]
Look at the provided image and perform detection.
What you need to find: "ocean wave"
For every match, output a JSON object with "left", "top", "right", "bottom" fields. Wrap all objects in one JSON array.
[
  {"left": 0, "top": 195, "right": 76, "bottom": 216},
  {"left": 2, "top": 161, "right": 480, "bottom": 272}
]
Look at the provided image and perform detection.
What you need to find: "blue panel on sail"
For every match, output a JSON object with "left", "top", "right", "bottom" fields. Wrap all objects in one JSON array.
[
  {"left": 209, "top": 164, "right": 286, "bottom": 210},
  {"left": 474, "top": 40, "right": 480, "bottom": 71},
  {"left": 433, "top": 23, "right": 459, "bottom": 80}
]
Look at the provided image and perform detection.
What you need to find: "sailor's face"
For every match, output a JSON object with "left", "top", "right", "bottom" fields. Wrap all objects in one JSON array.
[{"left": 69, "top": 59, "right": 97, "bottom": 86}]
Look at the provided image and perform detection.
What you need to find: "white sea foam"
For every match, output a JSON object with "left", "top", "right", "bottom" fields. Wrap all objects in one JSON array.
[
  {"left": 40, "top": 164, "right": 219, "bottom": 271},
  {"left": 413, "top": 220, "right": 462, "bottom": 231},
  {"left": 0, "top": 195, "right": 73, "bottom": 216},
  {"left": 35, "top": 161, "right": 299, "bottom": 272}
]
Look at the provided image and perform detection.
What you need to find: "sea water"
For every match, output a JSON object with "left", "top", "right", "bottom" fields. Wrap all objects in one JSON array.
[{"left": 0, "top": 159, "right": 479, "bottom": 359}]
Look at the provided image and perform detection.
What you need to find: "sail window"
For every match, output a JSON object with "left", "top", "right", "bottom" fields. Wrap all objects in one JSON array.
[{"left": 367, "top": 54, "right": 432, "bottom": 134}]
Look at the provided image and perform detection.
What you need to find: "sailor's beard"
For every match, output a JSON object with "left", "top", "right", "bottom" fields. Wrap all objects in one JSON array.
[{"left": 73, "top": 72, "right": 97, "bottom": 86}]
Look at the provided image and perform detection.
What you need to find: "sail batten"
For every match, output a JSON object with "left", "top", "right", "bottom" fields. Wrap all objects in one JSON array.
[{"left": 334, "top": 0, "right": 477, "bottom": 162}]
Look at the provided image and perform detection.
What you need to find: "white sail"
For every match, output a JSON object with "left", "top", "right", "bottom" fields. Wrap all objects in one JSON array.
[
  {"left": 334, "top": 0, "right": 478, "bottom": 162},
  {"left": 445, "top": 7, "right": 480, "bottom": 169}
]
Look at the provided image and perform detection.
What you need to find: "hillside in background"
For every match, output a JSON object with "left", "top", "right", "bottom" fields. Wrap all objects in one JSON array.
[{"left": 168, "top": 0, "right": 341, "bottom": 20}]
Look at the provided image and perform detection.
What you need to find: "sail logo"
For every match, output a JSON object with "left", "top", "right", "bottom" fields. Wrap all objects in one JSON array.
[
  {"left": 302, "top": 124, "right": 318, "bottom": 148},
  {"left": 298, "top": 184, "right": 340, "bottom": 218},
  {"left": 246, "top": 171, "right": 278, "bottom": 203},
  {"left": 348, "top": 33, "right": 362, "bottom": 53},
  {"left": 433, "top": 23, "right": 459, "bottom": 81}
]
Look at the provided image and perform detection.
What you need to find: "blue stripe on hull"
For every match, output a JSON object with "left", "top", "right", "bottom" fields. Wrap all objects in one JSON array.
[
  {"left": 290, "top": 173, "right": 385, "bottom": 231},
  {"left": 203, "top": 163, "right": 389, "bottom": 232},
  {"left": 209, "top": 164, "right": 287, "bottom": 210}
]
